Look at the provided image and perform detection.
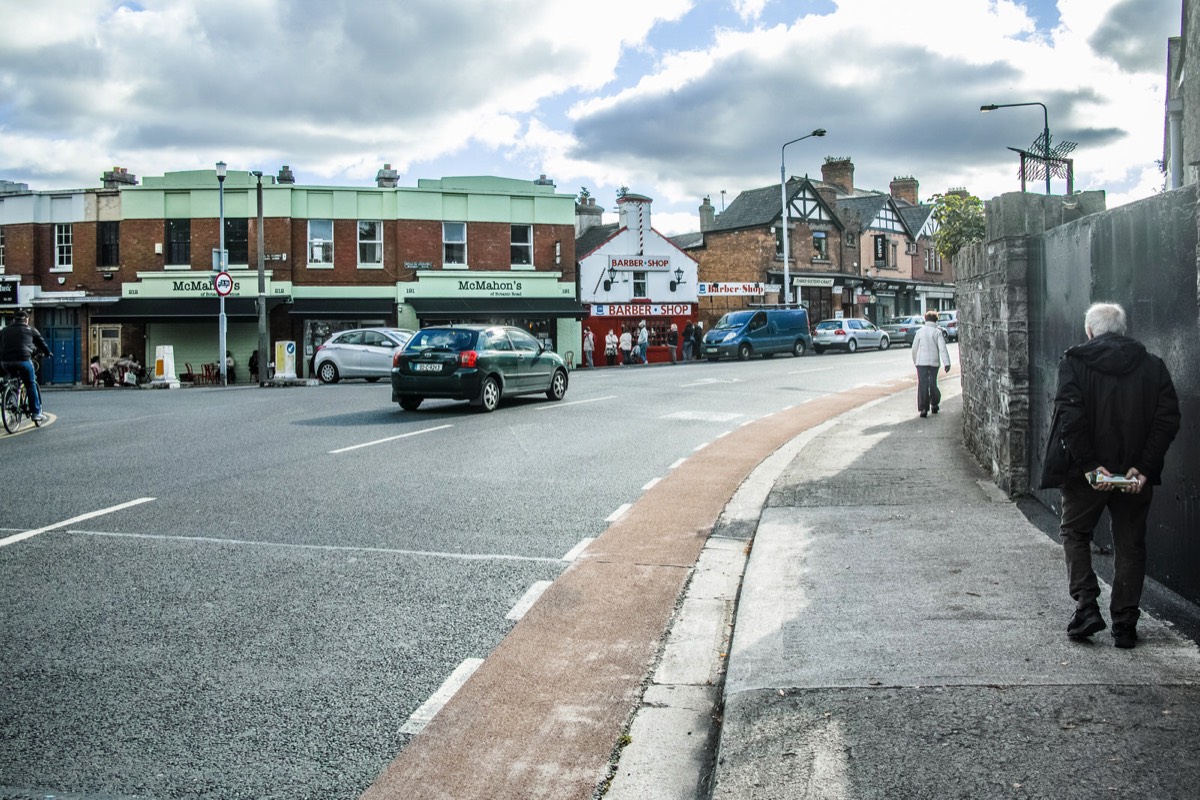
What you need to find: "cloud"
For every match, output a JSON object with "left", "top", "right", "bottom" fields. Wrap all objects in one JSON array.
[{"left": 1087, "top": 0, "right": 1179, "bottom": 72}]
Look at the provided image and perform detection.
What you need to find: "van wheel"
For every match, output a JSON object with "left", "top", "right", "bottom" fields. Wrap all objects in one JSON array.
[
  {"left": 737, "top": 343, "right": 752, "bottom": 361},
  {"left": 792, "top": 339, "right": 807, "bottom": 357}
]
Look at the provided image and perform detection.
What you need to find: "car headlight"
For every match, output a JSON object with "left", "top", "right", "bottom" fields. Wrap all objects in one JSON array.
[{"left": 721, "top": 332, "right": 736, "bottom": 343}]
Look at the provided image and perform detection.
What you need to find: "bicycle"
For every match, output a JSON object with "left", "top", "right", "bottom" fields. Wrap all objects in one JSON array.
[{"left": 2, "top": 356, "right": 46, "bottom": 434}]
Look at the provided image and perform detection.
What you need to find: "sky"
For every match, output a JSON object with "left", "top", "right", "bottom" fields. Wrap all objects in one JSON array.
[{"left": 0, "top": 0, "right": 1182, "bottom": 235}]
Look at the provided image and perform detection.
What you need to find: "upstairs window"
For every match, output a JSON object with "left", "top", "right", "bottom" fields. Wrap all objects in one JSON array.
[
  {"left": 98, "top": 221, "right": 120, "bottom": 267},
  {"left": 308, "top": 219, "right": 333, "bottom": 266},
  {"left": 0, "top": 227, "right": 5, "bottom": 271},
  {"left": 225, "top": 218, "right": 249, "bottom": 266},
  {"left": 632, "top": 271, "right": 647, "bottom": 298},
  {"left": 358, "top": 220, "right": 383, "bottom": 267},
  {"left": 510, "top": 224, "right": 532, "bottom": 266},
  {"left": 54, "top": 224, "right": 73, "bottom": 271},
  {"left": 812, "top": 231, "right": 829, "bottom": 260},
  {"left": 443, "top": 222, "right": 466, "bottom": 265},
  {"left": 165, "top": 219, "right": 190, "bottom": 266}
]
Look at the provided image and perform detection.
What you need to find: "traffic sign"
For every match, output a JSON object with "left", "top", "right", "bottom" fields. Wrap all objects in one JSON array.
[{"left": 213, "top": 271, "right": 234, "bottom": 296}]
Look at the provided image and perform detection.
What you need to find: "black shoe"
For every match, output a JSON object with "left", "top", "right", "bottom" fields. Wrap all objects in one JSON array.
[
  {"left": 932, "top": 406, "right": 939, "bottom": 414},
  {"left": 1113, "top": 626, "right": 1138, "bottom": 649},
  {"left": 919, "top": 411, "right": 927, "bottom": 418},
  {"left": 1067, "top": 607, "right": 1106, "bottom": 639}
]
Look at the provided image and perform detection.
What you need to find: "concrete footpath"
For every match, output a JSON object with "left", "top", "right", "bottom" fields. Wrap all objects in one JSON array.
[{"left": 706, "top": 384, "right": 1200, "bottom": 799}]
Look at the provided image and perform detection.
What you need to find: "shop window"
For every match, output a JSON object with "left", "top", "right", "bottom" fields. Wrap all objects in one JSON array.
[
  {"left": 308, "top": 219, "right": 333, "bottom": 266},
  {"left": 632, "top": 271, "right": 647, "bottom": 298},
  {"left": 165, "top": 219, "right": 190, "bottom": 266},
  {"left": 812, "top": 231, "right": 829, "bottom": 260},
  {"left": 98, "top": 221, "right": 119, "bottom": 268},
  {"left": 443, "top": 222, "right": 466, "bottom": 266},
  {"left": 358, "top": 220, "right": 383, "bottom": 267},
  {"left": 510, "top": 224, "right": 532, "bottom": 267},
  {"left": 225, "top": 218, "right": 248, "bottom": 266},
  {"left": 53, "top": 224, "right": 73, "bottom": 271}
]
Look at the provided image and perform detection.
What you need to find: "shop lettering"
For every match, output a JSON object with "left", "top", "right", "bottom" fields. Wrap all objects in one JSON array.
[
  {"left": 591, "top": 303, "right": 692, "bottom": 316},
  {"left": 173, "top": 279, "right": 238, "bottom": 292},
  {"left": 608, "top": 257, "right": 671, "bottom": 269},
  {"left": 458, "top": 280, "right": 522, "bottom": 291}
]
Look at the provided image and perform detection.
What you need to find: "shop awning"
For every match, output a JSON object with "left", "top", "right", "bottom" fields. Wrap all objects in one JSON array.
[
  {"left": 287, "top": 298, "right": 395, "bottom": 317},
  {"left": 90, "top": 297, "right": 280, "bottom": 321},
  {"left": 406, "top": 297, "right": 588, "bottom": 319}
]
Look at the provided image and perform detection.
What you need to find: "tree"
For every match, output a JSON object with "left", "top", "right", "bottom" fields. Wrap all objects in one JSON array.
[{"left": 931, "top": 191, "right": 985, "bottom": 259}]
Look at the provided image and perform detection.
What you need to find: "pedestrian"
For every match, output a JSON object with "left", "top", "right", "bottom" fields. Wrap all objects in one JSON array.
[
  {"left": 0, "top": 311, "right": 50, "bottom": 421},
  {"left": 667, "top": 324, "right": 679, "bottom": 364},
  {"left": 911, "top": 310, "right": 951, "bottom": 417},
  {"left": 582, "top": 327, "right": 595, "bottom": 368},
  {"left": 225, "top": 350, "right": 237, "bottom": 384},
  {"left": 1037, "top": 302, "right": 1180, "bottom": 649},
  {"left": 115, "top": 352, "right": 143, "bottom": 386},
  {"left": 604, "top": 329, "right": 618, "bottom": 367},
  {"left": 693, "top": 321, "right": 704, "bottom": 360},
  {"left": 249, "top": 350, "right": 260, "bottom": 383},
  {"left": 619, "top": 328, "right": 632, "bottom": 366},
  {"left": 682, "top": 320, "right": 695, "bottom": 361},
  {"left": 637, "top": 320, "right": 649, "bottom": 365}
]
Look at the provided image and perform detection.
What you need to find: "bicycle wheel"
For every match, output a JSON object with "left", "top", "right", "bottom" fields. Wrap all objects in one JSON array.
[{"left": 2, "top": 383, "right": 24, "bottom": 434}]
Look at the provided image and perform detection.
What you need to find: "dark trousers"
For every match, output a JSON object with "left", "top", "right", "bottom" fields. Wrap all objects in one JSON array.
[
  {"left": 915, "top": 365, "right": 941, "bottom": 413},
  {"left": 1060, "top": 479, "right": 1153, "bottom": 629}
]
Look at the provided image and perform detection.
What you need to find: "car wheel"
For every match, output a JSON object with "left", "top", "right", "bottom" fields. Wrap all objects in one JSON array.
[
  {"left": 847, "top": 339, "right": 858, "bottom": 354},
  {"left": 546, "top": 368, "right": 568, "bottom": 401},
  {"left": 792, "top": 339, "right": 807, "bottom": 357},
  {"left": 399, "top": 396, "right": 422, "bottom": 411},
  {"left": 366, "top": 376, "right": 381, "bottom": 383},
  {"left": 737, "top": 343, "right": 752, "bottom": 361},
  {"left": 477, "top": 376, "right": 501, "bottom": 412},
  {"left": 879, "top": 336, "right": 890, "bottom": 351},
  {"left": 317, "top": 361, "right": 340, "bottom": 383}
]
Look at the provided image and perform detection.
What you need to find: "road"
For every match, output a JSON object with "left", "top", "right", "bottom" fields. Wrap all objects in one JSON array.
[{"left": 0, "top": 344, "right": 943, "bottom": 799}]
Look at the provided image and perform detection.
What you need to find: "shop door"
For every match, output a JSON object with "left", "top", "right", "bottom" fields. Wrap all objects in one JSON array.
[
  {"left": 38, "top": 327, "right": 80, "bottom": 384},
  {"left": 91, "top": 324, "right": 123, "bottom": 367}
]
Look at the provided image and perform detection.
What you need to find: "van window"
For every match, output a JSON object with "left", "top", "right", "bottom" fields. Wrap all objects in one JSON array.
[
  {"left": 714, "top": 311, "right": 754, "bottom": 330},
  {"left": 750, "top": 312, "right": 767, "bottom": 330}
]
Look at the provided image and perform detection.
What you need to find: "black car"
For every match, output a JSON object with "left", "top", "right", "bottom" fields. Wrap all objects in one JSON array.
[{"left": 391, "top": 325, "right": 569, "bottom": 412}]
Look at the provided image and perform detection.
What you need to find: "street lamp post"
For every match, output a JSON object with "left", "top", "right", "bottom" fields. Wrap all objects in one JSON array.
[
  {"left": 779, "top": 128, "right": 826, "bottom": 305},
  {"left": 980, "top": 102, "right": 1051, "bottom": 195},
  {"left": 215, "top": 161, "right": 228, "bottom": 386},
  {"left": 253, "top": 171, "right": 268, "bottom": 386}
]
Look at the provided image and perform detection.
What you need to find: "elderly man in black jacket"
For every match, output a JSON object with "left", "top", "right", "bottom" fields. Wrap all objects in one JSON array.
[{"left": 1039, "top": 302, "right": 1180, "bottom": 649}]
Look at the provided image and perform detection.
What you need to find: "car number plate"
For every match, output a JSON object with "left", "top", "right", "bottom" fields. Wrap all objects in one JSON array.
[
  {"left": 705, "top": 347, "right": 717, "bottom": 353},
  {"left": 413, "top": 363, "right": 441, "bottom": 372}
]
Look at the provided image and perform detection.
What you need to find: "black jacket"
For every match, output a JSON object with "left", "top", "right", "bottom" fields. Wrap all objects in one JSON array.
[
  {"left": 1038, "top": 333, "right": 1180, "bottom": 489},
  {"left": 0, "top": 321, "right": 50, "bottom": 362}
]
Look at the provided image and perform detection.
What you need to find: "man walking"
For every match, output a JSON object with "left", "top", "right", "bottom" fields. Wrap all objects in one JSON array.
[
  {"left": 582, "top": 327, "right": 595, "bottom": 368},
  {"left": 1038, "top": 302, "right": 1180, "bottom": 649},
  {"left": 1, "top": 310, "right": 50, "bottom": 422},
  {"left": 911, "top": 310, "right": 950, "bottom": 417}
]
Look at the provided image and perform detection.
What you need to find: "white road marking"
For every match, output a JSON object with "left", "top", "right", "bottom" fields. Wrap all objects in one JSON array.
[
  {"left": 694, "top": 442, "right": 709, "bottom": 451},
  {"left": 680, "top": 377, "right": 742, "bottom": 388},
  {"left": 787, "top": 367, "right": 836, "bottom": 375},
  {"left": 0, "top": 497, "right": 155, "bottom": 549},
  {"left": 561, "top": 538, "right": 594, "bottom": 561},
  {"left": 669, "top": 458, "right": 687, "bottom": 470},
  {"left": 506, "top": 580, "right": 553, "bottom": 621},
  {"left": 606, "top": 503, "right": 632, "bottom": 522},
  {"left": 642, "top": 477, "right": 661, "bottom": 491},
  {"left": 535, "top": 395, "right": 617, "bottom": 410},
  {"left": 716, "top": 431, "right": 730, "bottom": 438},
  {"left": 400, "top": 658, "right": 485, "bottom": 735},
  {"left": 66, "top": 530, "right": 563, "bottom": 563},
  {"left": 329, "top": 424, "right": 452, "bottom": 454},
  {"left": 739, "top": 419, "right": 756, "bottom": 427},
  {"left": 660, "top": 410, "right": 743, "bottom": 422}
]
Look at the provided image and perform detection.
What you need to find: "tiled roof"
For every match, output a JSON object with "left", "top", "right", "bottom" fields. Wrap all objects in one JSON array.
[
  {"left": 669, "top": 232, "right": 704, "bottom": 250},
  {"left": 709, "top": 180, "right": 796, "bottom": 232},
  {"left": 833, "top": 195, "right": 890, "bottom": 231},
  {"left": 899, "top": 205, "right": 934, "bottom": 237},
  {"left": 575, "top": 223, "right": 620, "bottom": 259}
]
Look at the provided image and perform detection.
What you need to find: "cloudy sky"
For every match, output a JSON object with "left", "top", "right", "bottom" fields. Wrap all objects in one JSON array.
[{"left": 0, "top": 0, "right": 1180, "bottom": 234}]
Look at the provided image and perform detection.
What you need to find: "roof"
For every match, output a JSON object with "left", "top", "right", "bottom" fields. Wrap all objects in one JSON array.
[
  {"left": 709, "top": 181, "right": 794, "bottom": 232},
  {"left": 833, "top": 194, "right": 890, "bottom": 230},
  {"left": 669, "top": 232, "right": 704, "bottom": 250},
  {"left": 575, "top": 223, "right": 620, "bottom": 259},
  {"left": 899, "top": 205, "right": 934, "bottom": 237}
]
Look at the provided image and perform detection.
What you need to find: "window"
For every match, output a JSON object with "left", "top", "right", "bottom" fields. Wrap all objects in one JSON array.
[
  {"left": 54, "top": 224, "right": 73, "bottom": 271},
  {"left": 632, "top": 271, "right": 647, "bottom": 298},
  {"left": 98, "top": 221, "right": 119, "bottom": 267},
  {"left": 845, "top": 232, "right": 857, "bottom": 248},
  {"left": 308, "top": 219, "right": 333, "bottom": 266},
  {"left": 775, "top": 226, "right": 784, "bottom": 257},
  {"left": 225, "top": 218, "right": 249, "bottom": 266},
  {"left": 905, "top": 240, "right": 918, "bottom": 255},
  {"left": 443, "top": 222, "right": 466, "bottom": 265},
  {"left": 0, "top": 227, "right": 5, "bottom": 271},
  {"left": 358, "top": 220, "right": 383, "bottom": 267},
  {"left": 165, "top": 219, "right": 190, "bottom": 266},
  {"left": 510, "top": 224, "right": 532, "bottom": 266},
  {"left": 812, "top": 231, "right": 829, "bottom": 260},
  {"left": 891, "top": 242, "right": 898, "bottom": 267}
]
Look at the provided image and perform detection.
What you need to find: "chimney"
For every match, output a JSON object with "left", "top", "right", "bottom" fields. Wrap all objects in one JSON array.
[
  {"left": 533, "top": 173, "right": 554, "bottom": 186},
  {"left": 820, "top": 158, "right": 854, "bottom": 195},
  {"left": 699, "top": 196, "right": 716, "bottom": 232},
  {"left": 277, "top": 165, "right": 295, "bottom": 184},
  {"left": 890, "top": 176, "right": 919, "bottom": 205},
  {"left": 815, "top": 185, "right": 839, "bottom": 208},
  {"left": 575, "top": 196, "right": 605, "bottom": 237},
  {"left": 102, "top": 166, "right": 138, "bottom": 189},
  {"left": 376, "top": 163, "right": 399, "bottom": 188},
  {"left": 616, "top": 193, "right": 652, "bottom": 254}
]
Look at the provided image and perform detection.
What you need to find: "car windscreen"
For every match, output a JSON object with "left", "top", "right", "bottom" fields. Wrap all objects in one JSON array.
[
  {"left": 714, "top": 311, "right": 754, "bottom": 330},
  {"left": 406, "top": 329, "right": 476, "bottom": 352},
  {"left": 815, "top": 321, "right": 843, "bottom": 330}
]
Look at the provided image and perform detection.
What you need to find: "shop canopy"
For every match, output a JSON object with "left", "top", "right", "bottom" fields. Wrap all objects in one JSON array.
[
  {"left": 90, "top": 297, "right": 282, "bottom": 321},
  {"left": 286, "top": 298, "right": 394, "bottom": 317},
  {"left": 406, "top": 297, "right": 588, "bottom": 319}
]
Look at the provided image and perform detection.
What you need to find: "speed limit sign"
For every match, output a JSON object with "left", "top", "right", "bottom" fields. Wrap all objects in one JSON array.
[{"left": 213, "top": 271, "right": 234, "bottom": 296}]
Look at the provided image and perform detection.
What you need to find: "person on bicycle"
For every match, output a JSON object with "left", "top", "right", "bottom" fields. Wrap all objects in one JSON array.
[{"left": 1, "top": 310, "right": 50, "bottom": 422}]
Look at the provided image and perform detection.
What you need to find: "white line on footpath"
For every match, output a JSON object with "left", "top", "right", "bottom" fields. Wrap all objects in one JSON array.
[
  {"left": 606, "top": 503, "right": 632, "bottom": 522},
  {"left": 561, "top": 538, "right": 594, "bottom": 561},
  {"left": 642, "top": 477, "right": 661, "bottom": 491},
  {"left": 400, "top": 658, "right": 485, "bottom": 735},
  {"left": 329, "top": 424, "right": 452, "bottom": 454},
  {"left": 506, "top": 580, "right": 552, "bottom": 620},
  {"left": 716, "top": 431, "right": 730, "bottom": 438},
  {"left": 535, "top": 395, "right": 617, "bottom": 410},
  {"left": 669, "top": 458, "right": 687, "bottom": 470},
  {"left": 788, "top": 366, "right": 836, "bottom": 375},
  {"left": 0, "top": 497, "right": 156, "bottom": 549},
  {"left": 694, "top": 442, "right": 709, "bottom": 451}
]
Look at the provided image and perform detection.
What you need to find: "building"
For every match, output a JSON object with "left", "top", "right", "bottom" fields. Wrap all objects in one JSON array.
[{"left": 575, "top": 192, "right": 699, "bottom": 363}]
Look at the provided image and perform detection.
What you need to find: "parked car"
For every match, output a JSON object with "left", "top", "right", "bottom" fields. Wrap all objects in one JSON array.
[
  {"left": 938, "top": 310, "right": 959, "bottom": 342},
  {"left": 702, "top": 308, "right": 812, "bottom": 360},
  {"left": 314, "top": 327, "right": 415, "bottom": 383},
  {"left": 811, "top": 318, "right": 890, "bottom": 354},
  {"left": 391, "top": 325, "right": 569, "bottom": 412},
  {"left": 879, "top": 315, "right": 926, "bottom": 347}
]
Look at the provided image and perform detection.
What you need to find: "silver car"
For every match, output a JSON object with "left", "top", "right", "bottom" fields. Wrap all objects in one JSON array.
[
  {"left": 812, "top": 318, "right": 890, "bottom": 354},
  {"left": 315, "top": 327, "right": 415, "bottom": 383},
  {"left": 879, "top": 315, "right": 926, "bottom": 347}
]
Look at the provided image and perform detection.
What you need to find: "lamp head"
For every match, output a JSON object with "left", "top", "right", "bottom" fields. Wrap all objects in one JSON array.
[
  {"left": 980, "top": 104, "right": 999, "bottom": 112},
  {"left": 812, "top": 128, "right": 827, "bottom": 137},
  {"left": 215, "top": 161, "right": 227, "bottom": 179}
]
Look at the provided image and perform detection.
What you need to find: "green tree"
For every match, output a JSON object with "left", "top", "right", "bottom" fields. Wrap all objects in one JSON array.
[{"left": 931, "top": 192, "right": 985, "bottom": 259}]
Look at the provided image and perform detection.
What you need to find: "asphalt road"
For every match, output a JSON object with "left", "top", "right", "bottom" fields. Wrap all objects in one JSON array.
[{"left": 0, "top": 345, "right": 944, "bottom": 799}]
